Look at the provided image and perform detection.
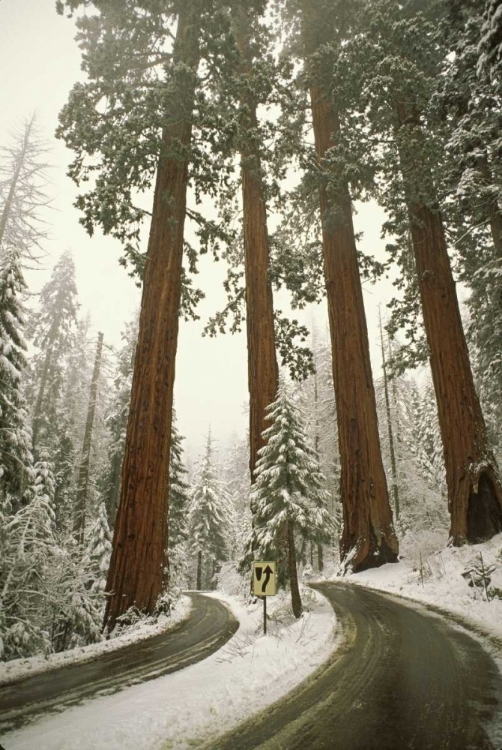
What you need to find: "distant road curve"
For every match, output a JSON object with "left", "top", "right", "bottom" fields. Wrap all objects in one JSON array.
[
  {"left": 206, "top": 582, "right": 502, "bottom": 750},
  {"left": 0, "top": 592, "right": 238, "bottom": 733}
]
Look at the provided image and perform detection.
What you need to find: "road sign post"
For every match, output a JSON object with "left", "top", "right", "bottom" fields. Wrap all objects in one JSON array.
[{"left": 252, "top": 561, "right": 277, "bottom": 635}]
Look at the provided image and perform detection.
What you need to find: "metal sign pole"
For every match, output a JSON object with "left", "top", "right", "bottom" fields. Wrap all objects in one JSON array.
[{"left": 263, "top": 595, "right": 267, "bottom": 636}]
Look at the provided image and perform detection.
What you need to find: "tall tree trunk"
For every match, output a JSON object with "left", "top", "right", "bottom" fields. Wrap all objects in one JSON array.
[
  {"left": 317, "top": 543, "right": 324, "bottom": 573},
  {"left": 196, "top": 550, "right": 202, "bottom": 591},
  {"left": 287, "top": 518, "right": 302, "bottom": 619},
  {"left": 302, "top": 9, "right": 398, "bottom": 570},
  {"left": 232, "top": 5, "right": 279, "bottom": 482},
  {"left": 31, "top": 313, "right": 61, "bottom": 450},
  {"left": 73, "top": 332, "right": 104, "bottom": 545},
  {"left": 396, "top": 103, "right": 502, "bottom": 544},
  {"left": 379, "top": 309, "right": 400, "bottom": 520},
  {"left": 0, "top": 117, "right": 32, "bottom": 248},
  {"left": 104, "top": 10, "right": 200, "bottom": 631}
]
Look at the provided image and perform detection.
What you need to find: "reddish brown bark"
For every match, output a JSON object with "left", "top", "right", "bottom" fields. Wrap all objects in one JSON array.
[
  {"left": 232, "top": 5, "right": 279, "bottom": 481},
  {"left": 396, "top": 105, "right": 502, "bottom": 544},
  {"left": 308, "top": 82, "right": 398, "bottom": 571},
  {"left": 104, "top": 11, "right": 200, "bottom": 631}
]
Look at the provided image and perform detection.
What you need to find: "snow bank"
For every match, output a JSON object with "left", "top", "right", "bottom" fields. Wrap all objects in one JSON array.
[
  {"left": 0, "top": 595, "right": 193, "bottom": 688},
  {"left": 2, "top": 589, "right": 336, "bottom": 750},
  {"left": 348, "top": 533, "right": 502, "bottom": 641}
]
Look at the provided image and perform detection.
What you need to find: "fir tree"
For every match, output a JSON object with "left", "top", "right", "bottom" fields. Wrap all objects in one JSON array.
[
  {"left": 243, "top": 380, "right": 333, "bottom": 618},
  {"left": 0, "top": 459, "right": 55, "bottom": 660},
  {"left": 98, "top": 316, "right": 137, "bottom": 527},
  {"left": 84, "top": 502, "right": 112, "bottom": 594},
  {"left": 0, "top": 247, "right": 34, "bottom": 507},
  {"left": 28, "top": 250, "right": 79, "bottom": 453},
  {"left": 188, "top": 433, "right": 231, "bottom": 591},
  {"left": 0, "top": 114, "right": 50, "bottom": 261}
]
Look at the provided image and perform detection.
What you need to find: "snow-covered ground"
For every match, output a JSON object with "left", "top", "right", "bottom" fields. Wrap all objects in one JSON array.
[
  {"left": 349, "top": 532, "right": 502, "bottom": 641},
  {"left": 2, "top": 588, "right": 337, "bottom": 750},
  {"left": 0, "top": 596, "right": 193, "bottom": 688}
]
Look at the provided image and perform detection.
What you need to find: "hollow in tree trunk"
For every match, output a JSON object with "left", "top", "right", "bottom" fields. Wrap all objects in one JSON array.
[{"left": 104, "top": 10, "right": 200, "bottom": 631}]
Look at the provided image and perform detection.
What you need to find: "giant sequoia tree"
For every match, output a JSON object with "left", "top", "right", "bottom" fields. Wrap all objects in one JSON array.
[
  {"left": 281, "top": 0, "right": 398, "bottom": 570},
  {"left": 57, "top": 0, "right": 210, "bottom": 629},
  {"left": 341, "top": 0, "right": 502, "bottom": 543},
  {"left": 231, "top": 2, "right": 279, "bottom": 480}
]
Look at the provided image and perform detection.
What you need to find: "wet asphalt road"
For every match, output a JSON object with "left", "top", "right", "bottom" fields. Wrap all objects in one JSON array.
[
  {"left": 0, "top": 592, "right": 238, "bottom": 733},
  {"left": 205, "top": 582, "right": 502, "bottom": 750}
]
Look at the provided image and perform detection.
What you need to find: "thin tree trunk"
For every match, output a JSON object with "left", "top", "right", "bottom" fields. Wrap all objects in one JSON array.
[
  {"left": 317, "top": 543, "right": 324, "bottom": 572},
  {"left": 73, "top": 332, "right": 104, "bottom": 545},
  {"left": 396, "top": 103, "right": 502, "bottom": 544},
  {"left": 232, "top": 5, "right": 279, "bottom": 482},
  {"left": 379, "top": 309, "right": 400, "bottom": 520},
  {"left": 287, "top": 518, "right": 302, "bottom": 619},
  {"left": 31, "top": 308, "right": 65, "bottom": 451},
  {"left": 303, "top": 32, "right": 398, "bottom": 570},
  {"left": 104, "top": 10, "right": 200, "bottom": 631},
  {"left": 197, "top": 550, "right": 202, "bottom": 591}
]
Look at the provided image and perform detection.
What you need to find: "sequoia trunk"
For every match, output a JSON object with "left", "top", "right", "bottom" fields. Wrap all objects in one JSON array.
[
  {"left": 104, "top": 10, "right": 200, "bottom": 631},
  {"left": 232, "top": 5, "right": 279, "bottom": 482},
  {"left": 307, "top": 80, "right": 398, "bottom": 570},
  {"left": 396, "top": 105, "right": 502, "bottom": 544}
]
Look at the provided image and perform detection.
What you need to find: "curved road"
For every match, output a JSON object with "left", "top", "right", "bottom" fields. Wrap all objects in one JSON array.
[
  {"left": 206, "top": 582, "right": 502, "bottom": 750},
  {"left": 0, "top": 592, "right": 238, "bottom": 733}
]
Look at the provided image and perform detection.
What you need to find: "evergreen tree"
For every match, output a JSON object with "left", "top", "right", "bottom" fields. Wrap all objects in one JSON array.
[
  {"left": 274, "top": 0, "right": 399, "bottom": 571},
  {"left": 243, "top": 380, "right": 333, "bottom": 618},
  {"left": 336, "top": 0, "right": 502, "bottom": 544},
  {"left": 167, "top": 415, "right": 190, "bottom": 585},
  {"left": 0, "top": 459, "right": 55, "bottom": 660},
  {"left": 28, "top": 250, "right": 79, "bottom": 452},
  {"left": 73, "top": 332, "right": 104, "bottom": 545},
  {"left": 98, "top": 317, "right": 137, "bottom": 527},
  {"left": 188, "top": 433, "right": 231, "bottom": 590},
  {"left": 0, "top": 247, "right": 34, "bottom": 507},
  {"left": 84, "top": 502, "right": 112, "bottom": 594},
  {"left": 0, "top": 114, "right": 50, "bottom": 261}
]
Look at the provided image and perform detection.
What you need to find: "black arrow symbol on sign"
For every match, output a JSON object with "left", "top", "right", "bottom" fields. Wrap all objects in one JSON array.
[{"left": 261, "top": 565, "right": 273, "bottom": 593}]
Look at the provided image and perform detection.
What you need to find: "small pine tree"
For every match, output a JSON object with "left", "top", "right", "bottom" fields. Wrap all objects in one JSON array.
[
  {"left": 243, "top": 380, "right": 333, "bottom": 619},
  {"left": 84, "top": 502, "right": 112, "bottom": 593},
  {"left": 188, "top": 433, "right": 231, "bottom": 590}
]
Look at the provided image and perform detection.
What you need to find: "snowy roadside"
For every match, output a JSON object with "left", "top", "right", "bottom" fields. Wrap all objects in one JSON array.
[
  {"left": 346, "top": 532, "right": 502, "bottom": 643},
  {"left": 0, "top": 595, "right": 193, "bottom": 688},
  {"left": 2, "top": 589, "right": 337, "bottom": 750}
]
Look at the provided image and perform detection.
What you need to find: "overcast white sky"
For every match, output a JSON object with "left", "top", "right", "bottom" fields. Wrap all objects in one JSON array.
[{"left": 0, "top": 0, "right": 398, "bottom": 459}]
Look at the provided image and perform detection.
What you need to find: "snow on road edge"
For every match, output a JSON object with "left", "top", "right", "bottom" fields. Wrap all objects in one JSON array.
[
  {"left": 0, "top": 595, "right": 193, "bottom": 688},
  {"left": 3, "top": 590, "right": 337, "bottom": 750}
]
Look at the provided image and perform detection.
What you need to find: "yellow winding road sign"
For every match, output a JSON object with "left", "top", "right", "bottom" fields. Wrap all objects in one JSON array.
[{"left": 252, "top": 561, "right": 277, "bottom": 596}]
